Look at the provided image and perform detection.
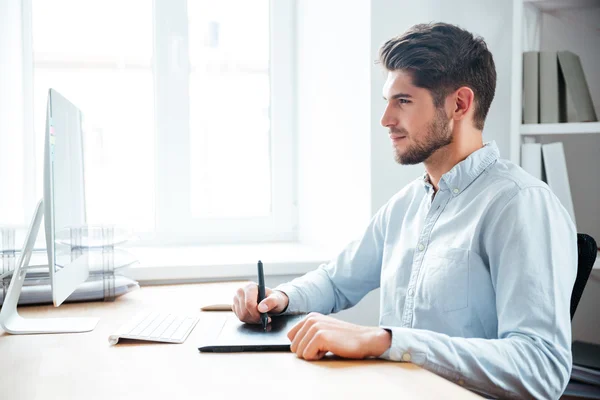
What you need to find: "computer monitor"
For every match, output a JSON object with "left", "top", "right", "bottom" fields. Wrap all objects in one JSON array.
[
  {"left": 44, "top": 89, "right": 90, "bottom": 307},
  {"left": 0, "top": 89, "right": 99, "bottom": 334}
]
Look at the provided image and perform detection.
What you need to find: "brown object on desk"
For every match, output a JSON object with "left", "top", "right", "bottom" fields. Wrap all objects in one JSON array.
[
  {"left": 200, "top": 303, "right": 232, "bottom": 311},
  {"left": 0, "top": 282, "right": 481, "bottom": 399}
]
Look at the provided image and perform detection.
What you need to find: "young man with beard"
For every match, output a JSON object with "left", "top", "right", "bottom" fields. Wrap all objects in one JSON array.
[{"left": 233, "top": 23, "right": 576, "bottom": 399}]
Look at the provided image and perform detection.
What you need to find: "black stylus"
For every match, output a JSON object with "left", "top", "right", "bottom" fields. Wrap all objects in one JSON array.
[{"left": 257, "top": 260, "right": 268, "bottom": 331}]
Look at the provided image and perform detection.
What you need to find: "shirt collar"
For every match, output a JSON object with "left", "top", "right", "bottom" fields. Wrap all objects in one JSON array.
[{"left": 421, "top": 141, "right": 500, "bottom": 195}]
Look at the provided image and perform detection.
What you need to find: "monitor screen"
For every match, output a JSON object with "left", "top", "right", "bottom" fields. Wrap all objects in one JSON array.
[{"left": 44, "top": 89, "right": 91, "bottom": 306}]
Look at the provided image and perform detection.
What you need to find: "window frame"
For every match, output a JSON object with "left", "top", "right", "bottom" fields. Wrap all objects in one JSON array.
[{"left": 23, "top": 0, "right": 297, "bottom": 245}]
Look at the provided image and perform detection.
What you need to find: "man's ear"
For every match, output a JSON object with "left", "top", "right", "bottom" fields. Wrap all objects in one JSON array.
[{"left": 452, "top": 86, "right": 475, "bottom": 121}]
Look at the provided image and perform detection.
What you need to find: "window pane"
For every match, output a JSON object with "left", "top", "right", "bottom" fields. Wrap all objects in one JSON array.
[
  {"left": 31, "top": 0, "right": 154, "bottom": 231},
  {"left": 187, "top": 0, "right": 271, "bottom": 218}
]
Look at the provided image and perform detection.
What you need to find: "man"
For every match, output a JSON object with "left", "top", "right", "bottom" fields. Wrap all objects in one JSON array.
[{"left": 233, "top": 23, "right": 576, "bottom": 399}]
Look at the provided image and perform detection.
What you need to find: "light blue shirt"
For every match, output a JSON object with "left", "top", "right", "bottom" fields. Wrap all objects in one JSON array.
[{"left": 276, "top": 142, "right": 577, "bottom": 399}]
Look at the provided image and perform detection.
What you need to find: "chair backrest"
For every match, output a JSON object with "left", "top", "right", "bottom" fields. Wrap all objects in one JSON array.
[{"left": 571, "top": 233, "right": 597, "bottom": 320}]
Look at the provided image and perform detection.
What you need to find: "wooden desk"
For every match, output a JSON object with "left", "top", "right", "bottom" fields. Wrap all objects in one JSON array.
[{"left": 0, "top": 283, "right": 481, "bottom": 399}]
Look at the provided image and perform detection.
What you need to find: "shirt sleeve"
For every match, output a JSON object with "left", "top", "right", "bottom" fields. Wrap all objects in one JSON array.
[
  {"left": 380, "top": 186, "right": 577, "bottom": 399},
  {"left": 275, "top": 202, "right": 389, "bottom": 315}
]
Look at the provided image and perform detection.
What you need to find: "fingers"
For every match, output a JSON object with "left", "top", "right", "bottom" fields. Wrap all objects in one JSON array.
[
  {"left": 289, "top": 313, "right": 354, "bottom": 361},
  {"left": 232, "top": 295, "right": 240, "bottom": 317},
  {"left": 302, "top": 331, "right": 329, "bottom": 361},
  {"left": 243, "top": 286, "right": 262, "bottom": 322},
  {"left": 293, "top": 322, "right": 319, "bottom": 356},
  {"left": 233, "top": 283, "right": 281, "bottom": 324},
  {"left": 288, "top": 312, "right": 327, "bottom": 341},
  {"left": 287, "top": 314, "right": 308, "bottom": 342},
  {"left": 294, "top": 320, "right": 336, "bottom": 358},
  {"left": 289, "top": 313, "right": 324, "bottom": 352},
  {"left": 258, "top": 291, "right": 285, "bottom": 314},
  {"left": 232, "top": 284, "right": 261, "bottom": 323}
]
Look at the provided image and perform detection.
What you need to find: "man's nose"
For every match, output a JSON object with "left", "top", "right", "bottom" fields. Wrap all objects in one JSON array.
[{"left": 380, "top": 104, "right": 397, "bottom": 128}]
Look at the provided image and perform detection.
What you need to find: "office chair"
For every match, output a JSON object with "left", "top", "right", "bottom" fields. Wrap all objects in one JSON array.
[
  {"left": 562, "top": 234, "right": 598, "bottom": 400},
  {"left": 570, "top": 233, "right": 597, "bottom": 320}
]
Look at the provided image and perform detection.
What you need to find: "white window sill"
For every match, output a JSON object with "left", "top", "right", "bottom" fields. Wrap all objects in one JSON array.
[{"left": 120, "top": 242, "right": 332, "bottom": 284}]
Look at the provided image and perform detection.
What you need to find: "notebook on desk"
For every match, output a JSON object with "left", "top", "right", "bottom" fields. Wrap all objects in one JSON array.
[{"left": 198, "top": 314, "right": 305, "bottom": 352}]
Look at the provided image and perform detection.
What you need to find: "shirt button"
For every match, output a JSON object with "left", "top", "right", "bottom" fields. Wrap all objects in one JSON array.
[
  {"left": 418, "top": 243, "right": 425, "bottom": 251},
  {"left": 453, "top": 188, "right": 459, "bottom": 194},
  {"left": 408, "top": 287, "right": 414, "bottom": 296},
  {"left": 402, "top": 352, "right": 412, "bottom": 362},
  {"left": 458, "top": 379, "right": 465, "bottom": 386}
]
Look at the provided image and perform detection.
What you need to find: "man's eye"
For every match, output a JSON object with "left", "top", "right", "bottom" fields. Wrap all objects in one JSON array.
[{"left": 398, "top": 99, "right": 411, "bottom": 104}]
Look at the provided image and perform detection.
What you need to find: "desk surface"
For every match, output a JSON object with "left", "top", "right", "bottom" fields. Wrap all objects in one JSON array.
[{"left": 0, "top": 282, "right": 481, "bottom": 400}]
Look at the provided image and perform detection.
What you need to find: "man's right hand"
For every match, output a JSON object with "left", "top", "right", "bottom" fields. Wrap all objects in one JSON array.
[{"left": 232, "top": 283, "right": 289, "bottom": 324}]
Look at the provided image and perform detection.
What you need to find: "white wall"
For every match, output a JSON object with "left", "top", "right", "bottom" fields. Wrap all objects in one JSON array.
[
  {"left": 296, "top": 0, "right": 372, "bottom": 251},
  {"left": 0, "top": 0, "right": 26, "bottom": 224}
]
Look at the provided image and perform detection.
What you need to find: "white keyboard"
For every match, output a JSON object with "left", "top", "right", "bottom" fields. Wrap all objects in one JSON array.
[{"left": 109, "top": 311, "right": 199, "bottom": 345}]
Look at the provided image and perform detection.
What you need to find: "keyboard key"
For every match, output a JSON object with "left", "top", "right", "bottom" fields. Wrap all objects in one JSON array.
[
  {"left": 129, "top": 312, "right": 160, "bottom": 336},
  {"left": 140, "top": 315, "right": 165, "bottom": 337},
  {"left": 161, "top": 317, "right": 182, "bottom": 339},
  {"left": 153, "top": 315, "right": 176, "bottom": 338},
  {"left": 172, "top": 318, "right": 195, "bottom": 341}
]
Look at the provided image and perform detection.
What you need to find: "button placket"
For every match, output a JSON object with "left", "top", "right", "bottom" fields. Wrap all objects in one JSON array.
[{"left": 401, "top": 192, "right": 450, "bottom": 328}]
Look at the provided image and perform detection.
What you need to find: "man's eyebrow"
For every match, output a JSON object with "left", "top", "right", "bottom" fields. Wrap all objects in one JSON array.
[{"left": 383, "top": 93, "right": 413, "bottom": 101}]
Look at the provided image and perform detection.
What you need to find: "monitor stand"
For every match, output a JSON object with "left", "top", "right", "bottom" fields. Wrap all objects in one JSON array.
[{"left": 0, "top": 200, "right": 98, "bottom": 334}]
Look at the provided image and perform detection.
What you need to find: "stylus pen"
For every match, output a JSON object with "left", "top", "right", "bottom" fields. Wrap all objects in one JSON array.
[{"left": 257, "top": 260, "right": 269, "bottom": 331}]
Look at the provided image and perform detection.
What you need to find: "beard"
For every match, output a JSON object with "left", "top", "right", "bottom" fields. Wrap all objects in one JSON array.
[{"left": 393, "top": 107, "right": 452, "bottom": 165}]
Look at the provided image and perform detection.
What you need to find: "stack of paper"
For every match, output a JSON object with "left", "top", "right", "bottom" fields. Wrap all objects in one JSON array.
[
  {"left": 1, "top": 246, "right": 140, "bottom": 307},
  {"left": 0, "top": 274, "right": 139, "bottom": 306}
]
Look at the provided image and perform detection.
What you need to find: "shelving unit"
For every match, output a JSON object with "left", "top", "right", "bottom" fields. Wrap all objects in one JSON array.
[
  {"left": 521, "top": 122, "right": 600, "bottom": 136},
  {"left": 510, "top": 0, "right": 600, "bottom": 162},
  {"left": 510, "top": 0, "right": 600, "bottom": 269},
  {"left": 524, "top": 0, "right": 600, "bottom": 12}
]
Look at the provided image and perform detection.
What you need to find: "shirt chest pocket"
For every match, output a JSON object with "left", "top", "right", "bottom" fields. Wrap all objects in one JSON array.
[{"left": 421, "top": 248, "right": 470, "bottom": 313}]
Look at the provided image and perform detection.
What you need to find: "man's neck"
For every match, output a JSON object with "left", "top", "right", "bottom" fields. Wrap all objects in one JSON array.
[{"left": 425, "top": 134, "right": 484, "bottom": 192}]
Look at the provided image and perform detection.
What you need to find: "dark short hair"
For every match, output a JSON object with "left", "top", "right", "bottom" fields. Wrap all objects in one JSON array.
[{"left": 378, "top": 22, "right": 496, "bottom": 131}]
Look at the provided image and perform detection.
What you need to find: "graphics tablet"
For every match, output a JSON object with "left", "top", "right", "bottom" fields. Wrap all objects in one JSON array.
[{"left": 198, "top": 314, "right": 306, "bottom": 353}]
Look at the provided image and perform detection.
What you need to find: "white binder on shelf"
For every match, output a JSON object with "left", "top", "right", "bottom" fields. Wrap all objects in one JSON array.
[
  {"left": 523, "top": 51, "right": 540, "bottom": 124},
  {"left": 557, "top": 51, "right": 598, "bottom": 122},
  {"left": 541, "top": 142, "right": 577, "bottom": 227},
  {"left": 539, "top": 51, "right": 567, "bottom": 123},
  {"left": 521, "top": 143, "right": 543, "bottom": 180}
]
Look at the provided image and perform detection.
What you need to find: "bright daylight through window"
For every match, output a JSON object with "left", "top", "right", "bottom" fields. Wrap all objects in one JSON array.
[{"left": 29, "top": 0, "right": 295, "bottom": 244}]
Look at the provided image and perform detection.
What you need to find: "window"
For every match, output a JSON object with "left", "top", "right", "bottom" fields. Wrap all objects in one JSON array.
[{"left": 28, "top": 0, "right": 296, "bottom": 244}]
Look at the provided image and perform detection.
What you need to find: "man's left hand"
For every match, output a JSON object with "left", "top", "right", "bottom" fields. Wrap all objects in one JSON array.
[{"left": 287, "top": 312, "right": 392, "bottom": 361}]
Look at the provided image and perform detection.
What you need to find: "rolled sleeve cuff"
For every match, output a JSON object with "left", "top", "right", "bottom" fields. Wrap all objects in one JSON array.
[
  {"left": 378, "top": 326, "right": 428, "bottom": 366},
  {"left": 273, "top": 283, "right": 306, "bottom": 315}
]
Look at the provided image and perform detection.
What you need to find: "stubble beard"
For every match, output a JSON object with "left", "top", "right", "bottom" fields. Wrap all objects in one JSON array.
[{"left": 393, "top": 108, "right": 453, "bottom": 165}]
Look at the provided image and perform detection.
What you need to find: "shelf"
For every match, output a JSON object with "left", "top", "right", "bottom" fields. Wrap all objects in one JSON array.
[
  {"left": 520, "top": 122, "right": 600, "bottom": 136},
  {"left": 524, "top": 0, "right": 600, "bottom": 12}
]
